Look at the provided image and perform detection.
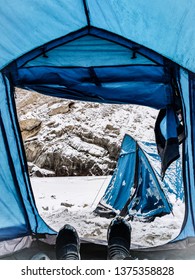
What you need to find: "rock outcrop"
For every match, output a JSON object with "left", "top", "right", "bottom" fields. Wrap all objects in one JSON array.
[{"left": 15, "top": 88, "right": 158, "bottom": 177}]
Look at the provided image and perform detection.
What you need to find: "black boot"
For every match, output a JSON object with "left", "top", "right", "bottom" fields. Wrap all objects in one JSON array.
[
  {"left": 107, "top": 216, "right": 132, "bottom": 260},
  {"left": 56, "top": 224, "right": 80, "bottom": 260}
]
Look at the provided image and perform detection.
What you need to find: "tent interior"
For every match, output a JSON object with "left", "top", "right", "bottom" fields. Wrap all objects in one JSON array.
[{"left": 1, "top": 1, "right": 195, "bottom": 260}]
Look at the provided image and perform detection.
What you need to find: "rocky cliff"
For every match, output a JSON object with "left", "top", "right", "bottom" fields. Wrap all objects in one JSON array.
[{"left": 15, "top": 88, "right": 158, "bottom": 177}]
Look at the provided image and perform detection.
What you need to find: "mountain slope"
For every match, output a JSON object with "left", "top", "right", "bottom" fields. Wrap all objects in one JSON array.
[{"left": 15, "top": 88, "right": 158, "bottom": 177}]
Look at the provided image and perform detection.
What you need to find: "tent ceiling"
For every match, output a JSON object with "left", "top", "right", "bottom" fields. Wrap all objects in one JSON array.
[
  {"left": 9, "top": 30, "right": 174, "bottom": 110},
  {"left": 0, "top": 0, "right": 195, "bottom": 72},
  {"left": 24, "top": 35, "right": 156, "bottom": 68}
]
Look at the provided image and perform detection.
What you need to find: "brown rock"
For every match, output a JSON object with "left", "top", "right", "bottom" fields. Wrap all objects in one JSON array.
[{"left": 20, "top": 118, "right": 42, "bottom": 140}]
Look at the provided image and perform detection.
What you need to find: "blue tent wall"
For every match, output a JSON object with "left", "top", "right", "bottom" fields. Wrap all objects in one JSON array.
[
  {"left": 140, "top": 141, "right": 183, "bottom": 201},
  {"left": 174, "top": 69, "right": 195, "bottom": 241},
  {"left": 103, "top": 134, "right": 137, "bottom": 211},
  {"left": 0, "top": 0, "right": 87, "bottom": 69},
  {"left": 0, "top": 73, "right": 55, "bottom": 240},
  {"left": 87, "top": 0, "right": 195, "bottom": 73},
  {"left": 0, "top": 1, "right": 195, "bottom": 72}
]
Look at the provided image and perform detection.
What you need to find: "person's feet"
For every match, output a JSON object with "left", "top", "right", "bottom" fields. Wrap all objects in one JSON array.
[
  {"left": 56, "top": 224, "right": 80, "bottom": 260},
  {"left": 107, "top": 216, "right": 132, "bottom": 260}
]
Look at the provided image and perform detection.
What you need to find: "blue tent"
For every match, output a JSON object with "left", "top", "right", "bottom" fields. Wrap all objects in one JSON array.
[
  {"left": 96, "top": 133, "right": 184, "bottom": 219},
  {"left": 96, "top": 134, "right": 178, "bottom": 221},
  {"left": 0, "top": 0, "right": 195, "bottom": 258}
]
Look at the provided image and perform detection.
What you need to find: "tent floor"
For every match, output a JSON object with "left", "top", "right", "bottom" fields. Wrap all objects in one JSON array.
[
  {"left": 1, "top": 238, "right": 195, "bottom": 260},
  {"left": 0, "top": 240, "right": 107, "bottom": 260}
]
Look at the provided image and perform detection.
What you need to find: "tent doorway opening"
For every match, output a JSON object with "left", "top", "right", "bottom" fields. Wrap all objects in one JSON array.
[
  {"left": 15, "top": 87, "right": 185, "bottom": 248},
  {"left": 1, "top": 26, "right": 186, "bottom": 256}
]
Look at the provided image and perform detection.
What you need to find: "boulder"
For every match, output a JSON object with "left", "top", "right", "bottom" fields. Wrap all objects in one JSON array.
[{"left": 20, "top": 118, "right": 42, "bottom": 140}]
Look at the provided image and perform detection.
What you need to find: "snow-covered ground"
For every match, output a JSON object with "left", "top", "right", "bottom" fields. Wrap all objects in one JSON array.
[{"left": 31, "top": 176, "right": 184, "bottom": 248}]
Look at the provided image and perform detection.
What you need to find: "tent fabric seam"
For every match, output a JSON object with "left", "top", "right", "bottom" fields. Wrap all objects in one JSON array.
[{"left": 3, "top": 27, "right": 166, "bottom": 72}]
